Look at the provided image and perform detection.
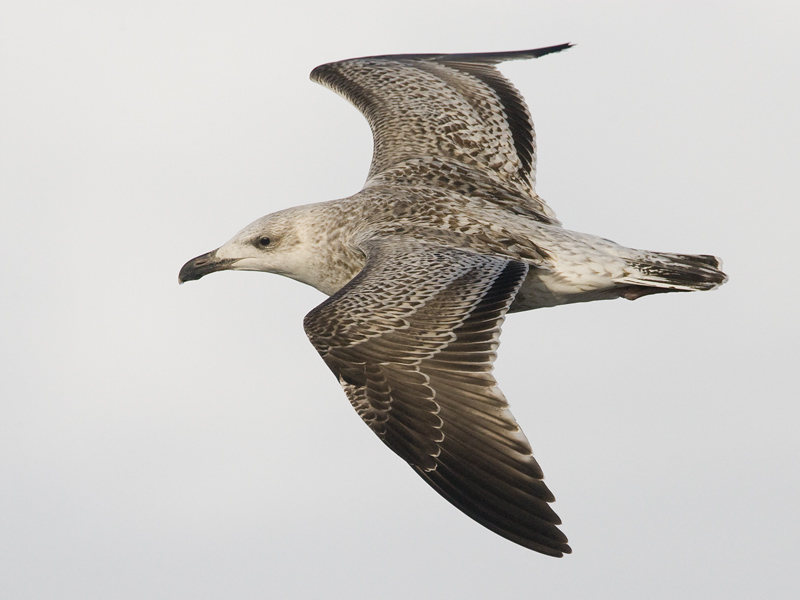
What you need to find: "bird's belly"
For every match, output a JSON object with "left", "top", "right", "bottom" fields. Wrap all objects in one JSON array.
[{"left": 509, "top": 265, "right": 623, "bottom": 312}]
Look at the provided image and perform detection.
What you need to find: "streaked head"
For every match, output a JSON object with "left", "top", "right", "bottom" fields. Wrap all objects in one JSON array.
[{"left": 179, "top": 206, "right": 315, "bottom": 285}]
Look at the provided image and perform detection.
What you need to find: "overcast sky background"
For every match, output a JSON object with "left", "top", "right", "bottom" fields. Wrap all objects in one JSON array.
[{"left": 2, "top": 1, "right": 799, "bottom": 598}]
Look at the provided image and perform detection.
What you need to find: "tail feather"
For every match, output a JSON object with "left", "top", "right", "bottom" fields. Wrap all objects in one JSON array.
[{"left": 621, "top": 252, "right": 728, "bottom": 292}]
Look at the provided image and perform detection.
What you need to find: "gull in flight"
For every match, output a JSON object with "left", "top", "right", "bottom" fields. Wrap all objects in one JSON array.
[{"left": 180, "top": 44, "right": 726, "bottom": 556}]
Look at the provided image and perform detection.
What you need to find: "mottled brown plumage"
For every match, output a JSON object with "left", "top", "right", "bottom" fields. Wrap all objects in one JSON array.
[{"left": 179, "top": 45, "right": 726, "bottom": 556}]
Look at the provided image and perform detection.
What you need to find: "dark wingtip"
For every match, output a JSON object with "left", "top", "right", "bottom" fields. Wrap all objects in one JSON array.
[
  {"left": 432, "top": 43, "right": 574, "bottom": 64},
  {"left": 312, "top": 43, "right": 576, "bottom": 78},
  {"left": 526, "top": 42, "right": 575, "bottom": 58}
]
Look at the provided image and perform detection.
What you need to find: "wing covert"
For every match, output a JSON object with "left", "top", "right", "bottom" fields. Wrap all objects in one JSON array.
[
  {"left": 310, "top": 44, "right": 571, "bottom": 219},
  {"left": 303, "top": 240, "right": 570, "bottom": 556}
]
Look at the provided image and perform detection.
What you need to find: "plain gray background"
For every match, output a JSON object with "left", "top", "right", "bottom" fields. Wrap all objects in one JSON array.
[{"left": 2, "top": 1, "right": 798, "bottom": 598}]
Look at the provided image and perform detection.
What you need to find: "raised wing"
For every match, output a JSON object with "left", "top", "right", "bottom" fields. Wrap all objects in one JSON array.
[
  {"left": 303, "top": 240, "right": 570, "bottom": 556},
  {"left": 310, "top": 45, "right": 572, "bottom": 223}
]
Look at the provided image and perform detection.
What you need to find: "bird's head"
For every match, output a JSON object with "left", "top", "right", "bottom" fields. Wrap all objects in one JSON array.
[{"left": 179, "top": 206, "right": 316, "bottom": 285}]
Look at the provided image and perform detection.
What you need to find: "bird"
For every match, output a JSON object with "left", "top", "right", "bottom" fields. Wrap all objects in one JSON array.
[{"left": 179, "top": 43, "right": 727, "bottom": 557}]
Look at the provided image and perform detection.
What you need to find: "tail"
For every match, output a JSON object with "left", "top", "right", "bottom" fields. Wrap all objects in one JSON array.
[{"left": 618, "top": 252, "right": 728, "bottom": 299}]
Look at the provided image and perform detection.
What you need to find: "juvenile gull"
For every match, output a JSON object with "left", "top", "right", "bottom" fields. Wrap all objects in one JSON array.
[{"left": 179, "top": 44, "right": 727, "bottom": 557}]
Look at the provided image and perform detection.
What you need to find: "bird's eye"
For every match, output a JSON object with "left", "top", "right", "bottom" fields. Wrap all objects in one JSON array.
[{"left": 255, "top": 236, "right": 271, "bottom": 248}]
